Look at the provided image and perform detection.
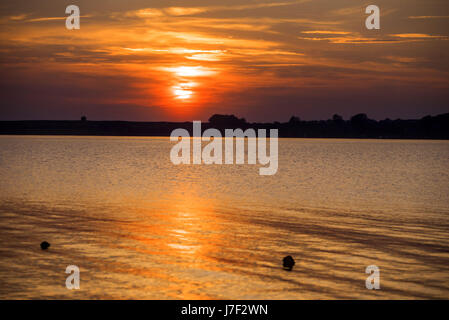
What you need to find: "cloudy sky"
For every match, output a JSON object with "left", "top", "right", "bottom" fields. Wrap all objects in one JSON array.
[{"left": 0, "top": 0, "right": 448, "bottom": 121}]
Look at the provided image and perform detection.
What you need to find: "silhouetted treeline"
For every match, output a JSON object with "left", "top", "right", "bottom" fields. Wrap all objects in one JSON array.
[
  {"left": 208, "top": 113, "right": 449, "bottom": 139},
  {"left": 0, "top": 113, "right": 448, "bottom": 139}
]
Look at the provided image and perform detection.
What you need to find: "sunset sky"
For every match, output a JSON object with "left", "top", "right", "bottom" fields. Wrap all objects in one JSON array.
[{"left": 0, "top": 0, "right": 448, "bottom": 121}]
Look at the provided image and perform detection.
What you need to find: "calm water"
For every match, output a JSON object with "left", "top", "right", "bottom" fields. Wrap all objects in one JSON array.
[{"left": 0, "top": 135, "right": 448, "bottom": 299}]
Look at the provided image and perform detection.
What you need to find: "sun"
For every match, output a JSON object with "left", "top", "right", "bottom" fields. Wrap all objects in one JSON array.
[
  {"left": 172, "top": 82, "right": 196, "bottom": 100},
  {"left": 161, "top": 65, "right": 216, "bottom": 101},
  {"left": 164, "top": 66, "right": 216, "bottom": 77},
  {"left": 173, "top": 86, "right": 193, "bottom": 100}
]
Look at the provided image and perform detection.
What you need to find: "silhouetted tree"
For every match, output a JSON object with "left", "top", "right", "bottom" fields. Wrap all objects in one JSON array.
[
  {"left": 350, "top": 113, "right": 368, "bottom": 124},
  {"left": 332, "top": 114, "right": 343, "bottom": 122},
  {"left": 208, "top": 114, "right": 247, "bottom": 127},
  {"left": 349, "top": 113, "right": 370, "bottom": 135},
  {"left": 288, "top": 116, "right": 301, "bottom": 125}
]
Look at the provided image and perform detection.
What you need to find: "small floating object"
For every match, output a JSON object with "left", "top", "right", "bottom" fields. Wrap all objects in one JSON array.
[
  {"left": 40, "top": 241, "right": 50, "bottom": 250},
  {"left": 283, "top": 255, "right": 295, "bottom": 271}
]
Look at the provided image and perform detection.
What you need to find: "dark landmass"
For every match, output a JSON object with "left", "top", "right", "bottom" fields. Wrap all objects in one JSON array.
[{"left": 0, "top": 113, "right": 448, "bottom": 139}]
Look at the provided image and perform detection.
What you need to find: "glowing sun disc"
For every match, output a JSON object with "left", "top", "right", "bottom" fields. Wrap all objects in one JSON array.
[
  {"left": 164, "top": 66, "right": 215, "bottom": 77},
  {"left": 173, "top": 85, "right": 193, "bottom": 100}
]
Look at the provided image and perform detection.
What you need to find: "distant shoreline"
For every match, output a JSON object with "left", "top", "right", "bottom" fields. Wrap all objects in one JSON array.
[{"left": 1, "top": 112, "right": 448, "bottom": 139}]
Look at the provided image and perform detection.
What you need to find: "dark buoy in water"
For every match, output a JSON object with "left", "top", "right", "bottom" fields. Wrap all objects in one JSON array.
[
  {"left": 283, "top": 255, "right": 295, "bottom": 271},
  {"left": 40, "top": 241, "right": 50, "bottom": 250}
]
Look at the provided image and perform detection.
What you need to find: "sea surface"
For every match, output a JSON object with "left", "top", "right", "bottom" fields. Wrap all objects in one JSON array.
[{"left": 0, "top": 135, "right": 448, "bottom": 299}]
